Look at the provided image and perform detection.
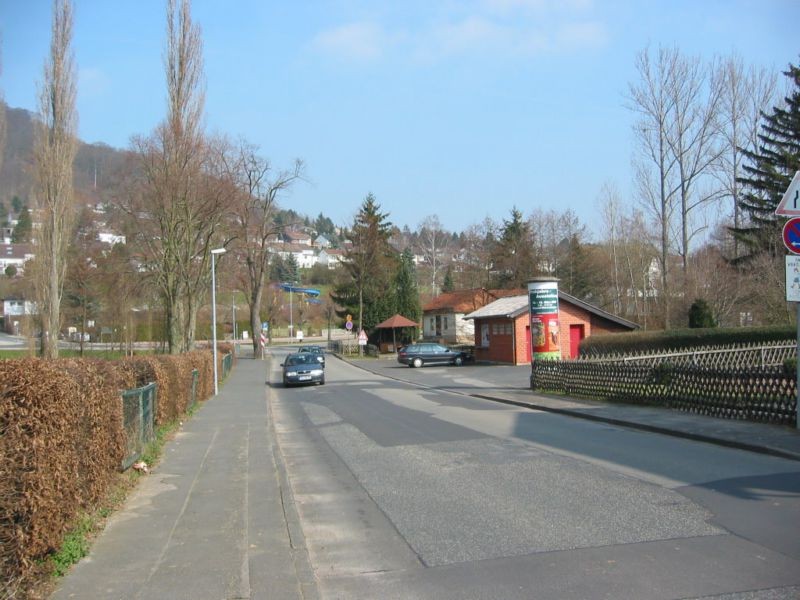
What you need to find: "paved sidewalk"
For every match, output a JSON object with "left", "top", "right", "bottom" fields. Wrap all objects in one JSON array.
[
  {"left": 51, "top": 356, "right": 316, "bottom": 600},
  {"left": 347, "top": 357, "right": 800, "bottom": 462}
]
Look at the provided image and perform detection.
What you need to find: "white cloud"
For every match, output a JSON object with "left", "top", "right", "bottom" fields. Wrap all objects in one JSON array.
[
  {"left": 554, "top": 21, "right": 608, "bottom": 51},
  {"left": 310, "top": 4, "right": 607, "bottom": 65},
  {"left": 311, "top": 22, "right": 387, "bottom": 62}
]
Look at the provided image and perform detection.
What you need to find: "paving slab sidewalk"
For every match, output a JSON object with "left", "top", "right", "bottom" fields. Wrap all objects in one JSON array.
[{"left": 51, "top": 355, "right": 316, "bottom": 600}]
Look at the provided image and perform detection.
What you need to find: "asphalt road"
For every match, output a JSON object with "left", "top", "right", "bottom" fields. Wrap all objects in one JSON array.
[{"left": 268, "top": 349, "right": 800, "bottom": 600}]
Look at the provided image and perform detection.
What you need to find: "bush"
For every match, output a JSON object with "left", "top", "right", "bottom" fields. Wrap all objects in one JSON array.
[
  {"left": 688, "top": 299, "right": 717, "bottom": 328},
  {"left": 0, "top": 349, "right": 220, "bottom": 597},
  {"left": 0, "top": 359, "right": 127, "bottom": 593},
  {"left": 580, "top": 325, "right": 796, "bottom": 356}
]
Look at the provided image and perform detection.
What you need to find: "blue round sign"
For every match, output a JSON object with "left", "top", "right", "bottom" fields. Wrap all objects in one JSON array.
[
  {"left": 783, "top": 218, "right": 800, "bottom": 255},
  {"left": 345, "top": 321, "right": 353, "bottom": 330}
]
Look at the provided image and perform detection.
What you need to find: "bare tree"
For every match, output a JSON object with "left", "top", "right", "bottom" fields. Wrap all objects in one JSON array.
[
  {"left": 457, "top": 217, "right": 497, "bottom": 289},
  {"left": 124, "top": 0, "right": 230, "bottom": 353},
  {"left": 665, "top": 52, "right": 724, "bottom": 275},
  {"left": 629, "top": 47, "right": 682, "bottom": 328},
  {"left": 33, "top": 0, "right": 77, "bottom": 358},
  {"left": 223, "top": 140, "right": 304, "bottom": 356},
  {"left": 598, "top": 182, "right": 625, "bottom": 314},
  {"left": 418, "top": 214, "right": 449, "bottom": 296},
  {"left": 715, "top": 55, "right": 778, "bottom": 258}
]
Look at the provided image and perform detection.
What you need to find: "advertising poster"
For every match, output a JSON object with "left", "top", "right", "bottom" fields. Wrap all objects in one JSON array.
[{"left": 528, "top": 279, "right": 560, "bottom": 360}]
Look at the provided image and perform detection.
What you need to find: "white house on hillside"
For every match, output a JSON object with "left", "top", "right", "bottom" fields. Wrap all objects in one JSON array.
[{"left": 0, "top": 244, "right": 35, "bottom": 275}]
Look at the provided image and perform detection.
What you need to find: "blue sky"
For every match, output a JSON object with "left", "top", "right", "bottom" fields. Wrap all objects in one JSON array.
[{"left": 1, "top": 1, "right": 798, "bottom": 236}]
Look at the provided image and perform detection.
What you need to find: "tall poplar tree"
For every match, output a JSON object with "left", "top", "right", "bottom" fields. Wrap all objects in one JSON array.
[{"left": 33, "top": 0, "right": 77, "bottom": 358}]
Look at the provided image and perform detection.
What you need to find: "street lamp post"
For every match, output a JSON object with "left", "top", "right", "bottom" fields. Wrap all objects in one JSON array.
[{"left": 211, "top": 248, "right": 226, "bottom": 395}]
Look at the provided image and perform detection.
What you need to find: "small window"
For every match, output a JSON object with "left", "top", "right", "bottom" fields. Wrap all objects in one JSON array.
[
  {"left": 443, "top": 317, "right": 448, "bottom": 330},
  {"left": 505, "top": 323, "right": 512, "bottom": 335},
  {"left": 492, "top": 324, "right": 499, "bottom": 335}
]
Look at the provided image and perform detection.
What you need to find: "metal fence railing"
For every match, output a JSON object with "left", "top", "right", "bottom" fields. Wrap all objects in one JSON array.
[
  {"left": 121, "top": 382, "right": 157, "bottom": 471},
  {"left": 222, "top": 353, "right": 233, "bottom": 380},
  {"left": 120, "top": 355, "right": 232, "bottom": 471},
  {"left": 189, "top": 369, "right": 199, "bottom": 410}
]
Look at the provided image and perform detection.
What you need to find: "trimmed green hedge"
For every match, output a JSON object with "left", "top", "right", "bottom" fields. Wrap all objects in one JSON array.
[{"left": 580, "top": 325, "right": 796, "bottom": 356}]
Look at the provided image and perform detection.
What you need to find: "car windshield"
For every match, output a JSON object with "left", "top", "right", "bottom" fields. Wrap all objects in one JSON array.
[{"left": 286, "top": 354, "right": 315, "bottom": 366}]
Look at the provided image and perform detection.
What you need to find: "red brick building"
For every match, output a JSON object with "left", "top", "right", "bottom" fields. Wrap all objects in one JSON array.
[{"left": 464, "top": 292, "right": 638, "bottom": 365}]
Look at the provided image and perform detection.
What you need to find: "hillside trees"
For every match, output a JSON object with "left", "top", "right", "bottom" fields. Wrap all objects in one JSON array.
[{"left": 32, "top": 0, "right": 77, "bottom": 358}]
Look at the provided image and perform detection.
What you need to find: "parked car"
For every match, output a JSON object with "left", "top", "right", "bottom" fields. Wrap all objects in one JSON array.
[
  {"left": 298, "top": 345, "right": 325, "bottom": 365},
  {"left": 282, "top": 352, "right": 325, "bottom": 386},
  {"left": 397, "top": 343, "right": 471, "bottom": 368}
]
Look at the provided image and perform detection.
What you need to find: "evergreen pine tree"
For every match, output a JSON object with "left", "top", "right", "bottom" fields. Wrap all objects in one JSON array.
[
  {"left": 441, "top": 265, "right": 455, "bottom": 293},
  {"left": 491, "top": 207, "right": 536, "bottom": 289},
  {"left": 284, "top": 253, "right": 299, "bottom": 283},
  {"left": 11, "top": 206, "right": 32, "bottom": 243},
  {"left": 688, "top": 299, "right": 717, "bottom": 328},
  {"left": 734, "top": 61, "right": 800, "bottom": 257},
  {"left": 394, "top": 248, "right": 421, "bottom": 322},
  {"left": 330, "top": 193, "right": 396, "bottom": 332}
]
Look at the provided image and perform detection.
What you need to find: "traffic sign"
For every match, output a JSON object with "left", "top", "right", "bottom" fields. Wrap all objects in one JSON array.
[
  {"left": 358, "top": 329, "right": 368, "bottom": 345},
  {"left": 786, "top": 256, "right": 800, "bottom": 302},
  {"left": 776, "top": 171, "right": 800, "bottom": 216},
  {"left": 261, "top": 322, "right": 269, "bottom": 331},
  {"left": 782, "top": 218, "right": 800, "bottom": 255},
  {"left": 345, "top": 321, "right": 353, "bottom": 330}
]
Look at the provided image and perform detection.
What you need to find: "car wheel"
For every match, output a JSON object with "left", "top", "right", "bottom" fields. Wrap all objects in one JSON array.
[
  {"left": 453, "top": 356, "right": 463, "bottom": 366},
  {"left": 319, "top": 376, "right": 325, "bottom": 385},
  {"left": 412, "top": 357, "right": 423, "bottom": 368}
]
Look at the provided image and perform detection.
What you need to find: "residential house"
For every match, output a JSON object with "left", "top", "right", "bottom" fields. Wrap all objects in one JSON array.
[
  {"left": 284, "top": 229, "right": 312, "bottom": 247},
  {"left": 1, "top": 297, "right": 37, "bottom": 334},
  {"left": 421, "top": 288, "right": 523, "bottom": 344},
  {"left": 313, "top": 235, "right": 331, "bottom": 249},
  {"left": 269, "top": 243, "right": 318, "bottom": 269},
  {"left": 317, "top": 248, "right": 345, "bottom": 269},
  {"left": 464, "top": 292, "right": 639, "bottom": 365},
  {"left": 98, "top": 230, "right": 126, "bottom": 245},
  {"left": 0, "top": 244, "right": 35, "bottom": 275}
]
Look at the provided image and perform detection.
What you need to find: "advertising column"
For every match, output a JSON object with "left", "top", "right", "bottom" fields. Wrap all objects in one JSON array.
[{"left": 528, "top": 277, "right": 560, "bottom": 361}]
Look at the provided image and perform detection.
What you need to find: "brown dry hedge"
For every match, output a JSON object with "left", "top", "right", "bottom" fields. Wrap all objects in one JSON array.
[{"left": 0, "top": 350, "right": 218, "bottom": 596}]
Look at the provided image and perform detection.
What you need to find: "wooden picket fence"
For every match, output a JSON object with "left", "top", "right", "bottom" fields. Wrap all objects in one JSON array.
[{"left": 532, "top": 342, "right": 797, "bottom": 426}]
